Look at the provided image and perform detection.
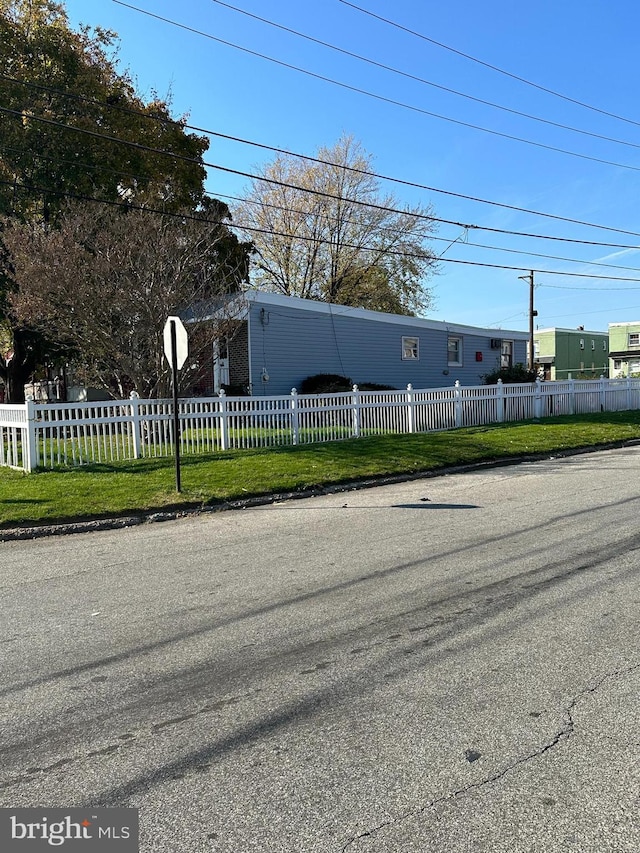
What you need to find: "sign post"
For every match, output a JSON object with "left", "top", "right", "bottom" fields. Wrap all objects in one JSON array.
[{"left": 163, "top": 316, "right": 189, "bottom": 493}]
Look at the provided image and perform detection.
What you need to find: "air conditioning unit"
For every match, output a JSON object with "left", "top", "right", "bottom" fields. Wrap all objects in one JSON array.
[{"left": 490, "top": 338, "right": 502, "bottom": 349}]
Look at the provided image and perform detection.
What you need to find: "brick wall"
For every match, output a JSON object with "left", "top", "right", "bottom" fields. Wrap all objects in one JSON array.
[{"left": 228, "top": 321, "right": 250, "bottom": 390}]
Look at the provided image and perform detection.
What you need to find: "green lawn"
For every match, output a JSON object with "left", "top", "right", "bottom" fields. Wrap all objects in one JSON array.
[{"left": 1, "top": 411, "right": 639, "bottom": 529}]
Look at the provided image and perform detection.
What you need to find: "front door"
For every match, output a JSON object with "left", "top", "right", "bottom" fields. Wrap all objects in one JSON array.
[{"left": 213, "top": 337, "right": 230, "bottom": 391}]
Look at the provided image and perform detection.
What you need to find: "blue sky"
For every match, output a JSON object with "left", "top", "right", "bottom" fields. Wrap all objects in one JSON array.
[{"left": 62, "top": 0, "right": 640, "bottom": 333}]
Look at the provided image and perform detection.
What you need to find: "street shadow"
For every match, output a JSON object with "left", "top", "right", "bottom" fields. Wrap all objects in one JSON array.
[{"left": 391, "top": 503, "right": 480, "bottom": 510}]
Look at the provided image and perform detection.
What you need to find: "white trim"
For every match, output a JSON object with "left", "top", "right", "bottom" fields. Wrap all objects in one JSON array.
[
  {"left": 535, "top": 326, "right": 609, "bottom": 336},
  {"left": 501, "top": 339, "right": 514, "bottom": 368},
  {"left": 447, "top": 334, "right": 463, "bottom": 367},
  {"left": 401, "top": 335, "right": 419, "bottom": 360},
  {"left": 246, "top": 309, "right": 253, "bottom": 393}
]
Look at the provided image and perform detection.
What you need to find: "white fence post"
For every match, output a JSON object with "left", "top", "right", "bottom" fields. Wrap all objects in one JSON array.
[
  {"left": 454, "top": 380, "right": 463, "bottom": 428},
  {"left": 496, "top": 379, "right": 504, "bottom": 423},
  {"left": 24, "top": 397, "right": 38, "bottom": 472},
  {"left": 129, "top": 391, "right": 142, "bottom": 459},
  {"left": 533, "top": 378, "right": 543, "bottom": 419},
  {"left": 6, "top": 377, "right": 633, "bottom": 472},
  {"left": 290, "top": 388, "right": 299, "bottom": 445},
  {"left": 406, "top": 384, "right": 415, "bottom": 434},
  {"left": 218, "top": 389, "right": 229, "bottom": 450},
  {"left": 352, "top": 385, "right": 361, "bottom": 438},
  {"left": 568, "top": 378, "right": 575, "bottom": 415}
]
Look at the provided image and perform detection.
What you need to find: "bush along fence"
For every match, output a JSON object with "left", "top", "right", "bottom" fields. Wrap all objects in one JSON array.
[{"left": 1, "top": 377, "right": 640, "bottom": 473}]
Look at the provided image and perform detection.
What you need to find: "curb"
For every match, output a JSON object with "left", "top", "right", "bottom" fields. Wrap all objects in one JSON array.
[{"left": 2, "top": 439, "right": 639, "bottom": 542}]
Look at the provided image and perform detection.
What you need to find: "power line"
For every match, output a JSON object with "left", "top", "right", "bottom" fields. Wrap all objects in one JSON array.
[
  {"left": 539, "top": 305, "right": 640, "bottom": 322},
  {"left": 6, "top": 103, "right": 640, "bottom": 262},
  {"left": 538, "top": 281, "right": 640, "bottom": 290},
  {"left": 6, "top": 76, "right": 640, "bottom": 241},
  {"left": 5, "top": 112, "right": 640, "bottom": 258},
  {"left": 215, "top": 190, "right": 640, "bottom": 273},
  {"left": 113, "top": 2, "right": 640, "bottom": 175},
  {"left": 5, "top": 142, "right": 640, "bottom": 272},
  {"left": 0, "top": 178, "right": 239, "bottom": 228},
  {"left": 435, "top": 237, "right": 640, "bottom": 273},
  {"left": 0, "top": 142, "right": 152, "bottom": 185},
  {"left": 6, "top": 177, "right": 640, "bottom": 282},
  {"left": 209, "top": 0, "right": 640, "bottom": 154},
  {"left": 338, "top": 0, "right": 640, "bottom": 130},
  {"left": 215, "top": 189, "right": 640, "bottom": 252}
]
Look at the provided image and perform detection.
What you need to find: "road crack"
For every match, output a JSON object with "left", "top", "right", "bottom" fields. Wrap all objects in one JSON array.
[{"left": 341, "top": 661, "right": 640, "bottom": 851}]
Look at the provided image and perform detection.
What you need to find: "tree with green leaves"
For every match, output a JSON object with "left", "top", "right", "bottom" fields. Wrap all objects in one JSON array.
[
  {"left": 236, "top": 135, "right": 439, "bottom": 316},
  {"left": 0, "top": 0, "right": 250, "bottom": 400},
  {"left": 0, "top": 0, "right": 208, "bottom": 220}
]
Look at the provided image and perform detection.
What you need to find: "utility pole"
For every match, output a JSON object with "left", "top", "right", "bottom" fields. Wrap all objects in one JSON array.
[{"left": 519, "top": 270, "right": 537, "bottom": 370}]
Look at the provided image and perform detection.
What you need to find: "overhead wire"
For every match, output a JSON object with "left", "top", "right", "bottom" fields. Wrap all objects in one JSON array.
[
  {"left": 538, "top": 305, "right": 640, "bottom": 322},
  {"left": 338, "top": 0, "right": 640, "bottom": 130},
  {"left": 5, "top": 176, "right": 640, "bottom": 282},
  {"left": 5, "top": 78, "right": 640, "bottom": 279},
  {"left": 4, "top": 141, "right": 640, "bottom": 273},
  {"left": 210, "top": 190, "right": 640, "bottom": 273},
  {"left": 4, "top": 94, "right": 640, "bottom": 245},
  {"left": 208, "top": 0, "right": 640, "bottom": 153},
  {"left": 213, "top": 188, "right": 640, "bottom": 251},
  {"left": 3, "top": 8, "right": 636, "bottom": 328},
  {"left": 112, "top": 2, "right": 640, "bottom": 176}
]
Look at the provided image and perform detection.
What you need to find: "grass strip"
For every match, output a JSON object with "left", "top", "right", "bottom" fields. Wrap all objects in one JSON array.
[{"left": 1, "top": 411, "right": 639, "bottom": 529}]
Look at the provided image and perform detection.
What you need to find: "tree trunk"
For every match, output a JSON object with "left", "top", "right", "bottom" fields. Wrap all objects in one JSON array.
[{"left": 4, "top": 327, "right": 38, "bottom": 403}]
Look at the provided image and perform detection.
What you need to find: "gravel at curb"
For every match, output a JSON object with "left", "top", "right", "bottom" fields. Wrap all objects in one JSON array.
[{"left": 2, "top": 440, "right": 639, "bottom": 543}]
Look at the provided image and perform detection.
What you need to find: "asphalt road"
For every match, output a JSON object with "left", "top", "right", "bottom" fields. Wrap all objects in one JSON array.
[{"left": 1, "top": 446, "right": 639, "bottom": 852}]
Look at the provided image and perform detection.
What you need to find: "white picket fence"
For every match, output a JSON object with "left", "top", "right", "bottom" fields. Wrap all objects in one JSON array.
[{"left": 1, "top": 377, "right": 639, "bottom": 472}]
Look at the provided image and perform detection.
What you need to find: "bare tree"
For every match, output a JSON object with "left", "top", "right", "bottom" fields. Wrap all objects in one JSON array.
[
  {"left": 236, "top": 135, "right": 438, "bottom": 315},
  {"left": 4, "top": 201, "right": 249, "bottom": 397}
]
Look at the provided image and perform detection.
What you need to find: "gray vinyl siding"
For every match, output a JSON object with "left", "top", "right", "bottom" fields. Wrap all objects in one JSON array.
[{"left": 247, "top": 302, "right": 527, "bottom": 395}]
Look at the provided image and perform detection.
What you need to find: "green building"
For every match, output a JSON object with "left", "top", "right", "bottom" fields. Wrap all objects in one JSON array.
[
  {"left": 609, "top": 321, "right": 640, "bottom": 377},
  {"left": 533, "top": 327, "right": 609, "bottom": 380}
]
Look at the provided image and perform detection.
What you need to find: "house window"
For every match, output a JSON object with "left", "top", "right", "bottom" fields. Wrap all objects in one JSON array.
[
  {"left": 448, "top": 336, "right": 462, "bottom": 366},
  {"left": 629, "top": 333, "right": 640, "bottom": 348},
  {"left": 501, "top": 340, "right": 513, "bottom": 368},
  {"left": 614, "top": 359, "right": 622, "bottom": 371},
  {"left": 579, "top": 339, "right": 585, "bottom": 350},
  {"left": 602, "top": 340, "right": 607, "bottom": 350},
  {"left": 402, "top": 336, "right": 419, "bottom": 360},
  {"left": 591, "top": 340, "right": 595, "bottom": 350}
]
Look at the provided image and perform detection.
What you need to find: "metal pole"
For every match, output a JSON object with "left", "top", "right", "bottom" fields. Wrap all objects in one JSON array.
[{"left": 170, "top": 319, "right": 181, "bottom": 493}]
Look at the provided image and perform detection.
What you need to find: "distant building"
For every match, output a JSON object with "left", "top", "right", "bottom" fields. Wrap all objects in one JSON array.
[
  {"left": 609, "top": 321, "right": 640, "bottom": 377},
  {"left": 533, "top": 327, "right": 609, "bottom": 380}
]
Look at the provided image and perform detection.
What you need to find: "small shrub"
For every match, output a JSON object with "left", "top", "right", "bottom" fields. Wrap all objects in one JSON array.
[
  {"left": 483, "top": 363, "right": 537, "bottom": 384},
  {"left": 221, "top": 383, "right": 250, "bottom": 397},
  {"left": 298, "top": 373, "right": 353, "bottom": 394},
  {"left": 358, "top": 382, "right": 398, "bottom": 391}
]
